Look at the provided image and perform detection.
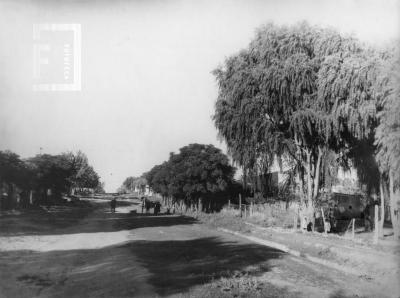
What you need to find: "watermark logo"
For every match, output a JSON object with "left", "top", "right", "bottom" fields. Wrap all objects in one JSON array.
[{"left": 33, "top": 24, "right": 81, "bottom": 91}]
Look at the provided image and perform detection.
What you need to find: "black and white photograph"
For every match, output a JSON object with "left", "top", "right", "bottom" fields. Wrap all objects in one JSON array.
[{"left": 0, "top": 0, "right": 399, "bottom": 297}]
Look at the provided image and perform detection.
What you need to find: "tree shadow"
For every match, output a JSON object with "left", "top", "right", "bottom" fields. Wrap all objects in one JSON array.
[
  {"left": 122, "top": 236, "right": 284, "bottom": 296},
  {"left": 329, "top": 289, "right": 361, "bottom": 298},
  {"left": 1, "top": 236, "right": 285, "bottom": 297},
  {"left": 0, "top": 210, "right": 198, "bottom": 236}
]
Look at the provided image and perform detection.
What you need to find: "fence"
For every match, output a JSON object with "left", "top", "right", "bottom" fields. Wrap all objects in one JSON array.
[
  {"left": 224, "top": 197, "right": 383, "bottom": 237},
  {"left": 225, "top": 198, "right": 298, "bottom": 228},
  {"left": 158, "top": 195, "right": 390, "bottom": 243}
]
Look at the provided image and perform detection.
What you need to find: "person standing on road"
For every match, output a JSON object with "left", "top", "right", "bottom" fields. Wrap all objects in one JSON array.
[
  {"left": 110, "top": 198, "right": 117, "bottom": 213},
  {"left": 154, "top": 201, "right": 161, "bottom": 215}
]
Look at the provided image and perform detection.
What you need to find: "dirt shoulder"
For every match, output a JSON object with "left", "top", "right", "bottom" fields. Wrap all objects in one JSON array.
[{"left": 197, "top": 211, "right": 400, "bottom": 294}]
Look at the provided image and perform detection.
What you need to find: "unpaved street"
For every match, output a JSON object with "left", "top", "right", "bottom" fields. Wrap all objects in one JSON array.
[{"left": 0, "top": 200, "right": 395, "bottom": 297}]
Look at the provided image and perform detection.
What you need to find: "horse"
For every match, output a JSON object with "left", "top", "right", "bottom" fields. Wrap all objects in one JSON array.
[{"left": 143, "top": 198, "right": 155, "bottom": 213}]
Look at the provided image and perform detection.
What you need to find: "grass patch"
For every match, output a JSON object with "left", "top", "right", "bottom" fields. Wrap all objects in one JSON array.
[
  {"left": 176, "top": 271, "right": 299, "bottom": 298},
  {"left": 195, "top": 211, "right": 250, "bottom": 233},
  {"left": 194, "top": 204, "right": 296, "bottom": 232}
]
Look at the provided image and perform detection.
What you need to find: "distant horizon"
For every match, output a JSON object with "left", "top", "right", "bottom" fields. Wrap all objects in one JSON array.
[{"left": 1, "top": 0, "right": 399, "bottom": 192}]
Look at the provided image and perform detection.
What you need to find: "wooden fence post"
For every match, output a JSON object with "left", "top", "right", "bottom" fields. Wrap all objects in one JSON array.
[
  {"left": 352, "top": 218, "right": 355, "bottom": 239},
  {"left": 239, "top": 194, "right": 242, "bottom": 217},
  {"left": 228, "top": 200, "right": 231, "bottom": 209}
]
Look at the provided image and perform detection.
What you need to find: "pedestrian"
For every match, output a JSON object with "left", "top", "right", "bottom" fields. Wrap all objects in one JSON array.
[
  {"left": 154, "top": 201, "right": 160, "bottom": 215},
  {"left": 156, "top": 202, "right": 161, "bottom": 215},
  {"left": 110, "top": 198, "right": 116, "bottom": 213},
  {"left": 307, "top": 221, "right": 313, "bottom": 232},
  {"left": 145, "top": 199, "right": 151, "bottom": 213}
]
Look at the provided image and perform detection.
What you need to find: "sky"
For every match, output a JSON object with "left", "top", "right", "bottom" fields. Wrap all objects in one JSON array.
[{"left": 0, "top": 0, "right": 399, "bottom": 192}]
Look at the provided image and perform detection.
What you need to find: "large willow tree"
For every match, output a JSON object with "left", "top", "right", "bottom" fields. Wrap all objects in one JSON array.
[{"left": 213, "top": 22, "right": 386, "bottom": 220}]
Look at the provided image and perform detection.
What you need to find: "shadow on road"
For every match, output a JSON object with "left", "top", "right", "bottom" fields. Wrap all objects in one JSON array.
[
  {"left": 0, "top": 208, "right": 197, "bottom": 236},
  {"left": 0, "top": 236, "right": 284, "bottom": 297},
  {"left": 123, "top": 236, "right": 284, "bottom": 296}
]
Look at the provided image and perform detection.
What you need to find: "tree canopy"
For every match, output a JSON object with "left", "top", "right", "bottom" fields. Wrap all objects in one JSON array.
[
  {"left": 145, "top": 144, "right": 236, "bottom": 210},
  {"left": 26, "top": 151, "right": 100, "bottom": 195},
  {"left": 0, "top": 150, "right": 32, "bottom": 189},
  {"left": 213, "top": 22, "right": 389, "bottom": 210},
  {"left": 375, "top": 49, "right": 400, "bottom": 185},
  {"left": 0, "top": 150, "right": 101, "bottom": 207},
  {"left": 119, "top": 176, "right": 148, "bottom": 194}
]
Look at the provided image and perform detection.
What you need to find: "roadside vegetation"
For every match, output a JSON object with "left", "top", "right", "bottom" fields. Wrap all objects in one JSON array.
[
  {"left": 0, "top": 150, "right": 104, "bottom": 209},
  {"left": 212, "top": 22, "right": 400, "bottom": 240},
  {"left": 1, "top": 18, "right": 399, "bottom": 298},
  {"left": 117, "top": 23, "right": 400, "bottom": 246},
  {"left": 144, "top": 143, "right": 241, "bottom": 212}
]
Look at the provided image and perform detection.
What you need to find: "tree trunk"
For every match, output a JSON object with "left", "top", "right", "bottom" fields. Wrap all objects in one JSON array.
[
  {"left": 379, "top": 179, "right": 385, "bottom": 238},
  {"left": 312, "top": 147, "right": 323, "bottom": 200},
  {"left": 306, "top": 150, "right": 312, "bottom": 205},
  {"left": 374, "top": 203, "right": 379, "bottom": 244},
  {"left": 296, "top": 171, "right": 304, "bottom": 205},
  {"left": 243, "top": 167, "right": 247, "bottom": 193},
  {"left": 389, "top": 171, "right": 399, "bottom": 240},
  {"left": 305, "top": 150, "right": 315, "bottom": 231}
]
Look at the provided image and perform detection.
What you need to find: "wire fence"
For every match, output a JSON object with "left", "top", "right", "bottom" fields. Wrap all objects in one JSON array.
[
  {"left": 223, "top": 198, "right": 383, "bottom": 241},
  {"left": 224, "top": 199, "right": 298, "bottom": 228},
  {"left": 152, "top": 195, "right": 387, "bottom": 242}
]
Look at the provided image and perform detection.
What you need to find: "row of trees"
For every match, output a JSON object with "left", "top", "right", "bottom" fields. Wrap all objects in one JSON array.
[
  {"left": 145, "top": 144, "right": 240, "bottom": 212},
  {"left": 0, "top": 150, "right": 104, "bottom": 209},
  {"left": 213, "top": 22, "right": 399, "bottom": 237},
  {"left": 118, "top": 176, "right": 148, "bottom": 194}
]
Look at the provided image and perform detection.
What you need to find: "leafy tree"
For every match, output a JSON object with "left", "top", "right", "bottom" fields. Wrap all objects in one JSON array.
[
  {"left": 27, "top": 152, "right": 100, "bottom": 200},
  {"left": 213, "top": 22, "right": 386, "bottom": 222},
  {"left": 94, "top": 181, "right": 106, "bottom": 194},
  {"left": 375, "top": 49, "right": 400, "bottom": 238},
  {"left": 121, "top": 176, "right": 135, "bottom": 193},
  {"left": 0, "top": 151, "right": 33, "bottom": 208},
  {"left": 146, "top": 144, "right": 236, "bottom": 212},
  {"left": 120, "top": 176, "right": 148, "bottom": 194},
  {"left": 1, "top": 150, "right": 101, "bottom": 206},
  {"left": 65, "top": 151, "right": 100, "bottom": 194},
  {"left": 0, "top": 151, "right": 29, "bottom": 187},
  {"left": 26, "top": 153, "right": 74, "bottom": 201},
  {"left": 145, "top": 162, "right": 172, "bottom": 198}
]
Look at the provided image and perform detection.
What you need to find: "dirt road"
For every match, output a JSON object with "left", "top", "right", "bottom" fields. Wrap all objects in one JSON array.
[{"left": 0, "top": 200, "right": 395, "bottom": 297}]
